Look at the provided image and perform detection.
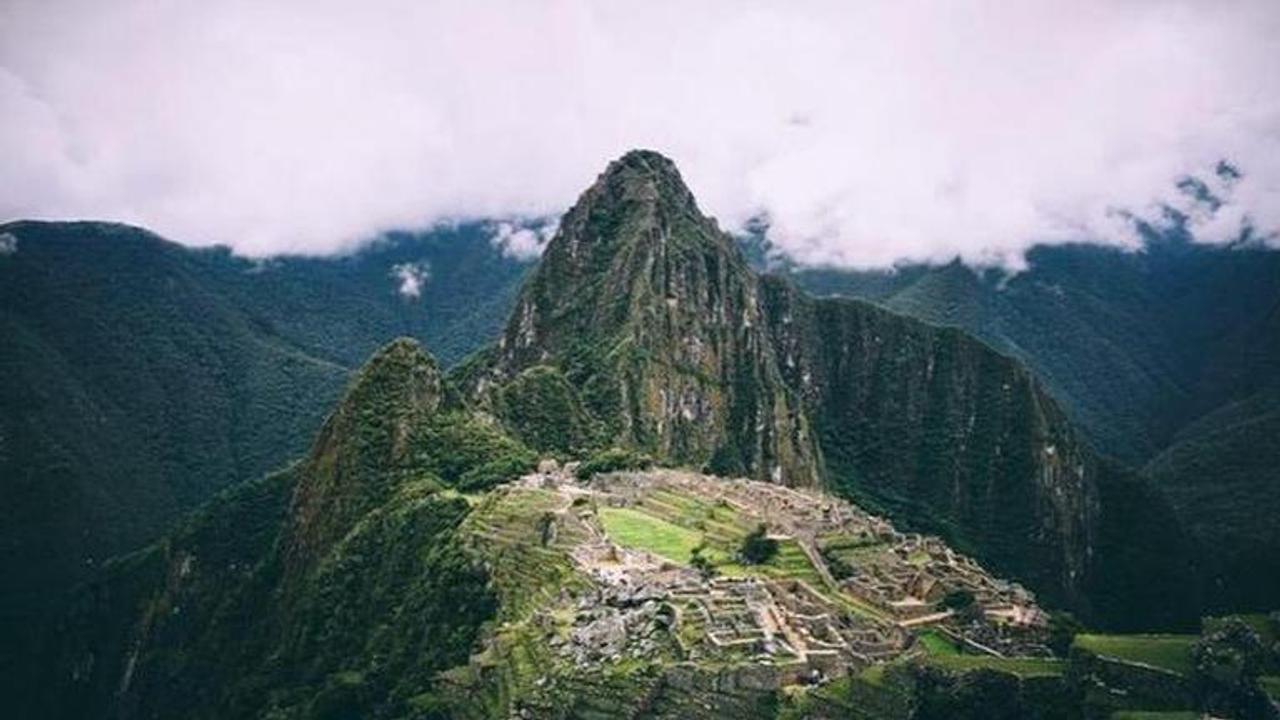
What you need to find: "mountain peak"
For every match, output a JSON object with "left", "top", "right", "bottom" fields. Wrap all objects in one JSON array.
[
  {"left": 573, "top": 149, "right": 701, "bottom": 223},
  {"left": 608, "top": 148, "right": 682, "bottom": 180},
  {"left": 285, "top": 337, "right": 450, "bottom": 566},
  {"left": 473, "top": 151, "right": 822, "bottom": 486}
]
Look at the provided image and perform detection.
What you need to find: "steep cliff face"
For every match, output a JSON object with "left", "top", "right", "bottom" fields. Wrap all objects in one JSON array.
[
  {"left": 462, "top": 150, "right": 1190, "bottom": 621},
  {"left": 465, "top": 150, "right": 822, "bottom": 485},
  {"left": 759, "top": 276, "right": 1099, "bottom": 606},
  {"left": 286, "top": 338, "right": 450, "bottom": 567}
]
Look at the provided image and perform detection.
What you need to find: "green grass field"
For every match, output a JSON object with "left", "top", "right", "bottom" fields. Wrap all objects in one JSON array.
[
  {"left": 598, "top": 502, "right": 891, "bottom": 622},
  {"left": 1073, "top": 634, "right": 1197, "bottom": 676},
  {"left": 599, "top": 507, "right": 705, "bottom": 564},
  {"left": 922, "top": 654, "right": 1067, "bottom": 678},
  {"left": 918, "top": 629, "right": 959, "bottom": 655}
]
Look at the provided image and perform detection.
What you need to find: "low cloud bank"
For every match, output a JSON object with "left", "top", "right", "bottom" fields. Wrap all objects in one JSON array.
[{"left": 2, "top": 1, "right": 1277, "bottom": 267}]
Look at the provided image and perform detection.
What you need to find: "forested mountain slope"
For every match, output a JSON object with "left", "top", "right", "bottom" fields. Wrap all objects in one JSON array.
[
  {"left": 765, "top": 231, "right": 1280, "bottom": 613},
  {"left": 0, "top": 219, "right": 529, "bottom": 703},
  {"left": 457, "top": 150, "right": 1193, "bottom": 627}
]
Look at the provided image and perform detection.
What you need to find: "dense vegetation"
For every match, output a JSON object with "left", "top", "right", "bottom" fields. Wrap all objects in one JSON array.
[
  {"left": 40, "top": 339, "right": 528, "bottom": 719},
  {"left": 757, "top": 226, "right": 1280, "bottom": 615},
  {"left": 0, "top": 220, "right": 530, "bottom": 705},
  {"left": 493, "top": 364, "right": 597, "bottom": 455},
  {"left": 574, "top": 446, "right": 655, "bottom": 480},
  {"left": 9, "top": 150, "right": 1280, "bottom": 717},
  {"left": 450, "top": 150, "right": 1198, "bottom": 629}
]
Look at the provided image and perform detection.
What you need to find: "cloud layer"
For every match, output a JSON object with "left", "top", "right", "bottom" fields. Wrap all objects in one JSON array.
[{"left": 2, "top": 1, "right": 1278, "bottom": 266}]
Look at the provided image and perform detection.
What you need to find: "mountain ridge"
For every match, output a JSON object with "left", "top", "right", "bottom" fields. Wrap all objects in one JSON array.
[
  {"left": 20, "top": 149, "right": 1274, "bottom": 719},
  {"left": 764, "top": 232, "right": 1280, "bottom": 613},
  {"left": 0, "top": 219, "right": 532, "bottom": 709},
  {"left": 454, "top": 149, "right": 1192, "bottom": 625}
]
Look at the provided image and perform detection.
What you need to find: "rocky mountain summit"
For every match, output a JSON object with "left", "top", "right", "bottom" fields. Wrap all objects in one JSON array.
[
  {"left": 460, "top": 150, "right": 1187, "bottom": 624},
  {"left": 462, "top": 150, "right": 823, "bottom": 487}
]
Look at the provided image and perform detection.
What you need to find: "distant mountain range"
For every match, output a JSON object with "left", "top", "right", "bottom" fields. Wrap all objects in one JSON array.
[
  {"left": 2, "top": 151, "right": 1277, "bottom": 717},
  {"left": 451, "top": 151, "right": 1187, "bottom": 629},
  {"left": 752, "top": 227, "right": 1280, "bottom": 613}
]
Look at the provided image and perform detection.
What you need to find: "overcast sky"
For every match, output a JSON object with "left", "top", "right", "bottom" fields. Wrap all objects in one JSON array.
[{"left": 2, "top": 1, "right": 1277, "bottom": 267}]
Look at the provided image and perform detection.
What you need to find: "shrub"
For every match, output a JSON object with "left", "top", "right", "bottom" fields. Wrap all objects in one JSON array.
[
  {"left": 820, "top": 547, "right": 855, "bottom": 581},
  {"left": 574, "top": 447, "right": 653, "bottom": 480},
  {"left": 690, "top": 544, "right": 717, "bottom": 580},
  {"left": 941, "top": 589, "right": 975, "bottom": 611},
  {"left": 739, "top": 524, "right": 779, "bottom": 565},
  {"left": 1047, "top": 611, "right": 1083, "bottom": 657}
]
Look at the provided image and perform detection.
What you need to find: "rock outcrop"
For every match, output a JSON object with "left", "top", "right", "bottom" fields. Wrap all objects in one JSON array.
[
  {"left": 462, "top": 150, "right": 822, "bottom": 486},
  {"left": 461, "top": 149, "right": 1123, "bottom": 612}
]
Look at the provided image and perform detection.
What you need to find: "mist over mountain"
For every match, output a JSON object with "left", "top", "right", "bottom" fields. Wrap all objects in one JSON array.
[
  {"left": 2, "top": 151, "right": 1278, "bottom": 718},
  {"left": 5, "top": 2, "right": 1279, "bottom": 267},
  {"left": 5, "top": 0, "right": 1280, "bottom": 716}
]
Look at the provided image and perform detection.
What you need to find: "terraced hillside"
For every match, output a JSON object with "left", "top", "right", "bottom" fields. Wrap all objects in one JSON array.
[
  {"left": 456, "top": 150, "right": 1193, "bottom": 629},
  {"left": 442, "top": 466, "right": 1056, "bottom": 718},
  {"left": 38, "top": 337, "right": 1280, "bottom": 719},
  {"left": 445, "top": 466, "right": 1280, "bottom": 719}
]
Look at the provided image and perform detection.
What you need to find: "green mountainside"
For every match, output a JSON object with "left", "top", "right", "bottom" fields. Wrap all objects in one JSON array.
[
  {"left": 762, "top": 230, "right": 1280, "bottom": 613},
  {"left": 1145, "top": 380, "right": 1280, "bottom": 609},
  {"left": 777, "top": 238, "right": 1280, "bottom": 468},
  {"left": 459, "top": 151, "right": 822, "bottom": 486},
  {"left": 0, "top": 220, "right": 530, "bottom": 704},
  {"left": 457, "top": 151, "right": 1189, "bottom": 627},
  {"left": 757, "top": 278, "right": 1192, "bottom": 627},
  {"left": 21, "top": 150, "right": 1278, "bottom": 718},
  {"left": 42, "top": 340, "right": 530, "bottom": 719},
  {"left": 36, "top": 339, "right": 1280, "bottom": 719}
]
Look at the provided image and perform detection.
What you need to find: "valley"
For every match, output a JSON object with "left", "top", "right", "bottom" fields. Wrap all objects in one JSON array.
[
  {"left": 6, "top": 4, "right": 1279, "bottom": 717},
  {"left": 9, "top": 150, "right": 1279, "bottom": 719}
]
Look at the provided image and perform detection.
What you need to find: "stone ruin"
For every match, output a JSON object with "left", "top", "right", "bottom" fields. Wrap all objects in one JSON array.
[{"left": 519, "top": 466, "right": 1051, "bottom": 681}]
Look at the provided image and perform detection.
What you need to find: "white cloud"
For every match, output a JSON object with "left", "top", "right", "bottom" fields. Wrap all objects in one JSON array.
[
  {"left": 1, "top": 1, "right": 1278, "bottom": 267},
  {"left": 489, "top": 219, "right": 558, "bottom": 260},
  {"left": 390, "top": 262, "right": 429, "bottom": 299}
]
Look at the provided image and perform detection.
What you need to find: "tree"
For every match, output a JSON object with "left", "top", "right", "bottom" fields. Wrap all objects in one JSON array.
[
  {"left": 739, "top": 524, "right": 779, "bottom": 565},
  {"left": 1192, "top": 618, "right": 1274, "bottom": 719},
  {"left": 941, "top": 589, "right": 975, "bottom": 611},
  {"left": 1047, "top": 611, "right": 1083, "bottom": 657},
  {"left": 690, "top": 544, "right": 716, "bottom": 580}
]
